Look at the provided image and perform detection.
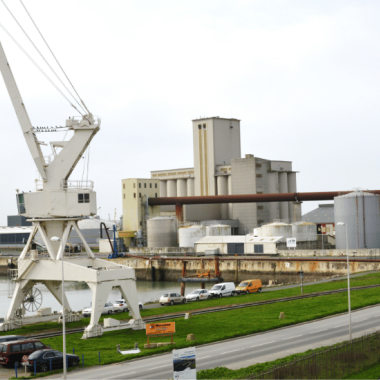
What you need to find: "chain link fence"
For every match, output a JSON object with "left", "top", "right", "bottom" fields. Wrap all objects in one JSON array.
[{"left": 250, "top": 331, "right": 380, "bottom": 379}]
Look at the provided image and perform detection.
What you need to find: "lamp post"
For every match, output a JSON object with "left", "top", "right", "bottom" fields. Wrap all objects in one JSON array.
[
  {"left": 337, "top": 222, "right": 351, "bottom": 342},
  {"left": 51, "top": 236, "right": 66, "bottom": 379}
]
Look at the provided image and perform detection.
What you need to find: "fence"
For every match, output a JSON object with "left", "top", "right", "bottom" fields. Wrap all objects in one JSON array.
[{"left": 250, "top": 331, "right": 380, "bottom": 379}]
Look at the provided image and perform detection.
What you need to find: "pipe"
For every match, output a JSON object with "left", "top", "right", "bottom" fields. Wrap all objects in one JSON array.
[{"left": 148, "top": 190, "right": 380, "bottom": 206}]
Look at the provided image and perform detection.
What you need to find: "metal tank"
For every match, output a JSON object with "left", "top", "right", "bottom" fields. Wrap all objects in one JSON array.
[
  {"left": 178, "top": 225, "right": 206, "bottom": 247},
  {"left": 256, "top": 222, "right": 292, "bottom": 239},
  {"left": 206, "top": 224, "right": 231, "bottom": 236},
  {"left": 292, "top": 222, "right": 317, "bottom": 242},
  {"left": 147, "top": 217, "right": 178, "bottom": 248},
  {"left": 334, "top": 191, "right": 380, "bottom": 249}
]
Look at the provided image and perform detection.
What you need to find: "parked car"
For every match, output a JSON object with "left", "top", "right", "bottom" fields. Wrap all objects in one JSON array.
[
  {"left": 82, "top": 302, "right": 115, "bottom": 317},
  {"left": 0, "top": 335, "right": 24, "bottom": 344},
  {"left": 235, "top": 279, "right": 262, "bottom": 294},
  {"left": 0, "top": 339, "right": 48, "bottom": 367},
  {"left": 186, "top": 289, "right": 211, "bottom": 302},
  {"left": 26, "top": 349, "right": 79, "bottom": 372},
  {"left": 113, "top": 300, "right": 144, "bottom": 312},
  {"left": 209, "top": 282, "right": 236, "bottom": 298},
  {"left": 160, "top": 293, "right": 186, "bottom": 306}
]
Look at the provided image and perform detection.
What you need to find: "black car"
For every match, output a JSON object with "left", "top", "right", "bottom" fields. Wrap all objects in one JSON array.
[{"left": 26, "top": 349, "right": 80, "bottom": 372}]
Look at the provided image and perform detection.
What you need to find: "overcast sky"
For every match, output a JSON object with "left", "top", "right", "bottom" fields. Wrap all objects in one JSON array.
[{"left": 0, "top": 0, "right": 379, "bottom": 225}]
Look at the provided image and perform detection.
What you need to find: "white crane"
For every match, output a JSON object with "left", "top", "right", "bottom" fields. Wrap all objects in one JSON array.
[{"left": 0, "top": 29, "right": 144, "bottom": 338}]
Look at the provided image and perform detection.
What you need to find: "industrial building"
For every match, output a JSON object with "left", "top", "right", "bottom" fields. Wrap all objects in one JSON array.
[
  {"left": 122, "top": 116, "right": 301, "bottom": 246},
  {"left": 303, "top": 204, "right": 335, "bottom": 235}
]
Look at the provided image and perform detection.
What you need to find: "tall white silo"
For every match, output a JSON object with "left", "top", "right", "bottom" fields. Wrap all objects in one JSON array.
[{"left": 334, "top": 191, "right": 380, "bottom": 249}]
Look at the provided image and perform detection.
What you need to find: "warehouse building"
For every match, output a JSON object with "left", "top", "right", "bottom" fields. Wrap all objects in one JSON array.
[{"left": 122, "top": 116, "right": 301, "bottom": 243}]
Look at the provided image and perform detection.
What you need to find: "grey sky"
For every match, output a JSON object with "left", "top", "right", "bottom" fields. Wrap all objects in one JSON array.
[{"left": 0, "top": 0, "right": 379, "bottom": 225}]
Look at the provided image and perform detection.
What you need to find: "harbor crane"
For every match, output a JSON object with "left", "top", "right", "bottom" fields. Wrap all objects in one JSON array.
[{"left": 0, "top": 30, "right": 144, "bottom": 338}]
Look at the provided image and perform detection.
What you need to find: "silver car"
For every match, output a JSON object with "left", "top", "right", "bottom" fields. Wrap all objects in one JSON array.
[
  {"left": 186, "top": 289, "right": 211, "bottom": 302},
  {"left": 159, "top": 292, "right": 186, "bottom": 306}
]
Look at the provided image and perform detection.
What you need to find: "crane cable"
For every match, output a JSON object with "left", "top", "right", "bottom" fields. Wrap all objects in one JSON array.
[
  {"left": 0, "top": 22, "right": 84, "bottom": 116},
  {"left": 20, "top": 0, "right": 91, "bottom": 115},
  {"left": 0, "top": 0, "right": 86, "bottom": 115}
]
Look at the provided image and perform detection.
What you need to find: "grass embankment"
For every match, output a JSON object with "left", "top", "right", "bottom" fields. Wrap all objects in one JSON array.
[
  {"left": 344, "top": 362, "right": 380, "bottom": 379},
  {"left": 2, "top": 271, "right": 380, "bottom": 338}
]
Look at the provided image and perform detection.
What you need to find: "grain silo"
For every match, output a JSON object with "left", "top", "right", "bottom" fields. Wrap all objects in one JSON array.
[
  {"left": 147, "top": 217, "right": 178, "bottom": 247},
  {"left": 178, "top": 225, "right": 206, "bottom": 247},
  {"left": 334, "top": 191, "right": 380, "bottom": 249}
]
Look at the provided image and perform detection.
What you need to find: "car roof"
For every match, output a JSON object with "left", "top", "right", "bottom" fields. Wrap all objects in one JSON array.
[{"left": 2, "top": 339, "right": 40, "bottom": 345}]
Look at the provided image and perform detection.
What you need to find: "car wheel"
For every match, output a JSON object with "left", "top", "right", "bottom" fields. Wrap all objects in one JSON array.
[
  {"left": 182, "top": 299, "right": 186, "bottom": 303},
  {"left": 170, "top": 300, "right": 174, "bottom": 306},
  {"left": 139, "top": 304, "right": 143, "bottom": 310},
  {"left": 219, "top": 294, "right": 222, "bottom": 298},
  {"left": 72, "top": 359, "right": 79, "bottom": 367},
  {"left": 123, "top": 308, "right": 128, "bottom": 312},
  {"left": 258, "top": 288, "right": 262, "bottom": 293},
  {"left": 108, "top": 310, "right": 112, "bottom": 314},
  {"left": 160, "top": 303, "right": 164, "bottom": 306},
  {"left": 196, "top": 297, "right": 199, "bottom": 301},
  {"left": 207, "top": 295, "right": 211, "bottom": 300},
  {"left": 40, "top": 363, "right": 48, "bottom": 372}
]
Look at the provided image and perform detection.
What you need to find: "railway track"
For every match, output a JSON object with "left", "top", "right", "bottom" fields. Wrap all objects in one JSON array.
[{"left": 29, "top": 283, "right": 380, "bottom": 340}]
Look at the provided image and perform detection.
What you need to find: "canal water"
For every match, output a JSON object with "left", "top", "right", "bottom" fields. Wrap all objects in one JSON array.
[{"left": 0, "top": 276, "right": 201, "bottom": 318}]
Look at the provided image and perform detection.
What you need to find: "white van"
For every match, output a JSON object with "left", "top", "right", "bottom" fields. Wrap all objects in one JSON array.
[{"left": 209, "top": 282, "right": 236, "bottom": 298}]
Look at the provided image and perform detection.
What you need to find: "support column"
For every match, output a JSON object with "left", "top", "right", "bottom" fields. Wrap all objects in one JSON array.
[
  {"left": 177, "top": 179, "right": 187, "bottom": 197},
  {"left": 180, "top": 261, "right": 187, "bottom": 296},
  {"left": 279, "top": 172, "right": 289, "bottom": 220},
  {"left": 288, "top": 173, "right": 297, "bottom": 222},
  {"left": 292, "top": 201, "right": 303, "bottom": 222},
  {"left": 217, "top": 176, "right": 228, "bottom": 219},
  {"left": 159, "top": 181, "right": 167, "bottom": 197},
  {"left": 167, "top": 180, "right": 177, "bottom": 197},
  {"left": 227, "top": 175, "right": 232, "bottom": 219},
  {"left": 187, "top": 178, "right": 194, "bottom": 196},
  {"left": 176, "top": 203, "right": 184, "bottom": 223},
  {"left": 268, "top": 172, "right": 280, "bottom": 222}
]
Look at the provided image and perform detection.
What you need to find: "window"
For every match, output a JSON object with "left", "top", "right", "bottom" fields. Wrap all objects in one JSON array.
[
  {"left": 11, "top": 344, "right": 21, "bottom": 352},
  {"left": 35, "top": 342, "right": 44, "bottom": 349},
  {"left": 44, "top": 352, "right": 55, "bottom": 359},
  {"left": 203, "top": 123, "right": 206, "bottom": 129},
  {"left": 257, "top": 206, "right": 264, "bottom": 210},
  {"left": 123, "top": 184, "right": 125, "bottom": 189},
  {"left": 257, "top": 191, "right": 263, "bottom": 194},
  {"left": 139, "top": 183, "right": 141, "bottom": 188},
  {"left": 0, "top": 345, "right": 6, "bottom": 353},
  {"left": 198, "top": 124, "right": 202, "bottom": 129},
  {"left": 133, "top": 183, "right": 136, "bottom": 188},
  {"left": 140, "top": 222, "right": 142, "bottom": 226},
  {"left": 256, "top": 163, "right": 262, "bottom": 168},
  {"left": 21, "top": 342, "right": 34, "bottom": 351},
  {"left": 155, "top": 193, "right": 158, "bottom": 198},
  {"left": 139, "top": 193, "right": 141, "bottom": 198},
  {"left": 155, "top": 183, "right": 157, "bottom": 188},
  {"left": 256, "top": 174, "right": 262, "bottom": 178},
  {"left": 150, "top": 183, "right": 152, "bottom": 188},
  {"left": 133, "top": 193, "right": 136, "bottom": 198},
  {"left": 123, "top": 194, "right": 125, "bottom": 199},
  {"left": 254, "top": 244, "right": 264, "bottom": 254},
  {"left": 258, "top": 220, "right": 264, "bottom": 224},
  {"left": 78, "top": 193, "right": 90, "bottom": 203},
  {"left": 144, "top": 183, "right": 146, "bottom": 188}
]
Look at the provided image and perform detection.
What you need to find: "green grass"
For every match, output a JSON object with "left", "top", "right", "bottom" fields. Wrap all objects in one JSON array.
[{"left": 344, "top": 362, "right": 380, "bottom": 379}]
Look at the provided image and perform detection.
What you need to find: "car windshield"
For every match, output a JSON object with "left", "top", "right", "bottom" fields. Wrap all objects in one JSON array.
[
  {"left": 162, "top": 294, "right": 169, "bottom": 297},
  {"left": 239, "top": 282, "right": 249, "bottom": 286},
  {"left": 29, "top": 350, "right": 43, "bottom": 359},
  {"left": 0, "top": 344, "right": 6, "bottom": 353},
  {"left": 115, "top": 300, "right": 124, "bottom": 304},
  {"left": 211, "top": 285, "right": 222, "bottom": 290},
  {"left": 190, "top": 290, "right": 200, "bottom": 294}
]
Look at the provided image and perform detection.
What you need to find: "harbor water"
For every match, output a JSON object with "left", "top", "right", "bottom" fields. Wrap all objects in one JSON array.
[{"left": 0, "top": 276, "right": 201, "bottom": 318}]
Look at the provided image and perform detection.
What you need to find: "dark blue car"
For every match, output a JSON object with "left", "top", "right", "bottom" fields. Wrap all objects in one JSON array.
[{"left": 26, "top": 349, "right": 80, "bottom": 372}]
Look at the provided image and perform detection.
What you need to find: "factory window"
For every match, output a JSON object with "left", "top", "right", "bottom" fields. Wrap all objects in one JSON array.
[
  {"left": 123, "top": 184, "right": 125, "bottom": 189},
  {"left": 144, "top": 183, "right": 146, "bottom": 188},
  {"left": 123, "top": 194, "right": 125, "bottom": 199},
  {"left": 139, "top": 183, "right": 141, "bottom": 188},
  {"left": 203, "top": 124, "right": 206, "bottom": 129},
  {"left": 256, "top": 163, "right": 262, "bottom": 168},
  {"left": 78, "top": 193, "right": 89, "bottom": 203},
  {"left": 257, "top": 206, "right": 263, "bottom": 210},
  {"left": 254, "top": 244, "right": 264, "bottom": 254},
  {"left": 150, "top": 183, "right": 152, "bottom": 188},
  {"left": 198, "top": 124, "right": 202, "bottom": 129},
  {"left": 133, "top": 193, "right": 136, "bottom": 198},
  {"left": 140, "top": 222, "right": 142, "bottom": 226},
  {"left": 139, "top": 193, "right": 141, "bottom": 198},
  {"left": 256, "top": 174, "right": 262, "bottom": 178},
  {"left": 133, "top": 183, "right": 136, "bottom": 188},
  {"left": 155, "top": 183, "right": 157, "bottom": 188},
  {"left": 155, "top": 193, "right": 158, "bottom": 198},
  {"left": 257, "top": 191, "right": 263, "bottom": 194},
  {"left": 258, "top": 220, "right": 264, "bottom": 225}
]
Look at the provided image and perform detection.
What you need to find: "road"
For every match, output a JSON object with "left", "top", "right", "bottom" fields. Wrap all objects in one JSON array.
[{"left": 49, "top": 304, "right": 380, "bottom": 379}]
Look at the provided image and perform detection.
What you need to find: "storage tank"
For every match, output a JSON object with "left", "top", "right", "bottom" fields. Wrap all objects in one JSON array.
[
  {"left": 206, "top": 224, "right": 231, "bottom": 236},
  {"left": 147, "top": 217, "right": 178, "bottom": 248},
  {"left": 178, "top": 225, "right": 206, "bottom": 247},
  {"left": 334, "top": 191, "right": 380, "bottom": 249},
  {"left": 292, "top": 222, "right": 317, "bottom": 242},
  {"left": 256, "top": 222, "right": 292, "bottom": 239}
]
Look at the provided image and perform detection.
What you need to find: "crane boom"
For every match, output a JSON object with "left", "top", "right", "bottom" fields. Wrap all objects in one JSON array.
[{"left": 0, "top": 40, "right": 47, "bottom": 181}]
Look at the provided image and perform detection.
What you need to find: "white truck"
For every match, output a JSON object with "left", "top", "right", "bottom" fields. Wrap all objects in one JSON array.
[{"left": 209, "top": 282, "right": 236, "bottom": 298}]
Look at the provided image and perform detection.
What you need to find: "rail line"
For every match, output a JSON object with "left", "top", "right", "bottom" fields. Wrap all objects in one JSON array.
[{"left": 27, "top": 283, "right": 380, "bottom": 340}]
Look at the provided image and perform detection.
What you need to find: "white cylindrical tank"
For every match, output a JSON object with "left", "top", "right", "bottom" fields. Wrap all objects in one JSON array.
[
  {"left": 159, "top": 181, "right": 167, "bottom": 197},
  {"left": 258, "top": 222, "right": 292, "bottom": 239},
  {"left": 206, "top": 224, "right": 231, "bottom": 236},
  {"left": 334, "top": 191, "right": 380, "bottom": 249},
  {"left": 147, "top": 217, "right": 178, "bottom": 247},
  {"left": 177, "top": 179, "right": 187, "bottom": 197},
  {"left": 178, "top": 225, "right": 206, "bottom": 247},
  {"left": 167, "top": 180, "right": 177, "bottom": 197},
  {"left": 292, "top": 222, "right": 317, "bottom": 242},
  {"left": 187, "top": 178, "right": 195, "bottom": 196}
]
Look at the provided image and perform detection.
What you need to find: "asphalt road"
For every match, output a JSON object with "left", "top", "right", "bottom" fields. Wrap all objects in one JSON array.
[{"left": 49, "top": 304, "right": 380, "bottom": 379}]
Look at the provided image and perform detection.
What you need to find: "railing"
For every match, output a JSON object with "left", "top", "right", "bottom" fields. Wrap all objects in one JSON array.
[{"left": 61, "top": 180, "right": 94, "bottom": 190}]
